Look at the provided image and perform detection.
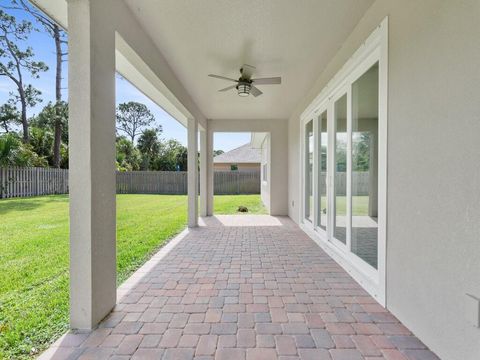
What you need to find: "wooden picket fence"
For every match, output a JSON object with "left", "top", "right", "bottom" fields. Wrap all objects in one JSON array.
[
  {"left": 0, "top": 167, "right": 69, "bottom": 199},
  {"left": 214, "top": 171, "right": 261, "bottom": 195},
  {"left": 116, "top": 171, "right": 188, "bottom": 195},
  {"left": 0, "top": 167, "right": 261, "bottom": 199}
]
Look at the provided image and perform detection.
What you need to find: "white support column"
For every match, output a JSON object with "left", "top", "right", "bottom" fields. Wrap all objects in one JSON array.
[
  {"left": 68, "top": 0, "right": 116, "bottom": 329},
  {"left": 199, "top": 128, "right": 208, "bottom": 217},
  {"left": 207, "top": 129, "right": 214, "bottom": 216},
  {"left": 187, "top": 118, "right": 198, "bottom": 227}
]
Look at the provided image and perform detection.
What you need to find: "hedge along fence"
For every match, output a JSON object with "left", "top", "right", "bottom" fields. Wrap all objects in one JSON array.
[{"left": 0, "top": 167, "right": 262, "bottom": 199}]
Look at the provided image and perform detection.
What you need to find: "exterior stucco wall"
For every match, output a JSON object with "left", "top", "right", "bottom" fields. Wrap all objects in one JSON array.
[{"left": 287, "top": 1, "right": 480, "bottom": 359}]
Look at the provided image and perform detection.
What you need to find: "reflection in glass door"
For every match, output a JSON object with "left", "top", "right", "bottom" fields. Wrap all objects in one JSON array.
[
  {"left": 334, "top": 94, "right": 347, "bottom": 244},
  {"left": 351, "top": 63, "right": 379, "bottom": 268},
  {"left": 304, "top": 120, "right": 314, "bottom": 223},
  {"left": 317, "top": 111, "right": 328, "bottom": 231}
]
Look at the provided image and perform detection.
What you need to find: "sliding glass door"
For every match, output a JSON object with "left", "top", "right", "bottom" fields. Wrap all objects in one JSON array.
[
  {"left": 351, "top": 63, "right": 379, "bottom": 269},
  {"left": 317, "top": 110, "right": 328, "bottom": 232},
  {"left": 302, "top": 60, "right": 381, "bottom": 271},
  {"left": 333, "top": 93, "right": 348, "bottom": 246},
  {"left": 300, "top": 19, "right": 386, "bottom": 303},
  {"left": 304, "top": 120, "right": 314, "bottom": 223}
]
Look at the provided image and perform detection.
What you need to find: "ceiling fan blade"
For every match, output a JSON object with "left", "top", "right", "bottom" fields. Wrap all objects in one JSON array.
[
  {"left": 218, "top": 85, "right": 237, "bottom": 92},
  {"left": 240, "top": 64, "right": 256, "bottom": 79},
  {"left": 208, "top": 74, "right": 238, "bottom": 82},
  {"left": 252, "top": 77, "right": 282, "bottom": 85},
  {"left": 250, "top": 85, "right": 263, "bottom": 97}
]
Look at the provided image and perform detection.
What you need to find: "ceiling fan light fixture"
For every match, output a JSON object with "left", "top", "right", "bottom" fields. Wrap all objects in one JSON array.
[
  {"left": 237, "top": 83, "right": 251, "bottom": 97},
  {"left": 209, "top": 65, "right": 281, "bottom": 97}
]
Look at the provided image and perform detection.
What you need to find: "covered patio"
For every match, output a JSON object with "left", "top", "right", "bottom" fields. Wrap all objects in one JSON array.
[
  {"left": 28, "top": 0, "right": 480, "bottom": 359},
  {"left": 40, "top": 216, "right": 436, "bottom": 360}
]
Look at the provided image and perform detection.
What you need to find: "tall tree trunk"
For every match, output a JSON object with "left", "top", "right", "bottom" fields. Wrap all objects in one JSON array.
[
  {"left": 19, "top": 86, "right": 29, "bottom": 143},
  {"left": 53, "top": 24, "right": 62, "bottom": 168}
]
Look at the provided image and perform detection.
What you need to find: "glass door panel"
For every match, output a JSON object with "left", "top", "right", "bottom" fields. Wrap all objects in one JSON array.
[
  {"left": 351, "top": 63, "right": 379, "bottom": 268},
  {"left": 317, "top": 110, "right": 328, "bottom": 231},
  {"left": 334, "top": 94, "right": 347, "bottom": 244},
  {"left": 304, "top": 120, "right": 314, "bottom": 222}
]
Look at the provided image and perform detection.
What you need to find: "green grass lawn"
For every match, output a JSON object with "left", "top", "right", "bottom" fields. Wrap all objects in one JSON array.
[
  {"left": 0, "top": 194, "right": 265, "bottom": 359},
  {"left": 213, "top": 194, "right": 268, "bottom": 215}
]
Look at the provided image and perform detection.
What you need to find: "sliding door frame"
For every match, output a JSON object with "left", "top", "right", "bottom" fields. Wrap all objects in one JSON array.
[
  {"left": 313, "top": 100, "right": 329, "bottom": 237},
  {"left": 301, "top": 117, "right": 315, "bottom": 230},
  {"left": 299, "top": 17, "right": 388, "bottom": 305}
]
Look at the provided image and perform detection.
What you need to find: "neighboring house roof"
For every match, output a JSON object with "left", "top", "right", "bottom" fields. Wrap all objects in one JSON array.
[{"left": 214, "top": 143, "right": 261, "bottom": 164}]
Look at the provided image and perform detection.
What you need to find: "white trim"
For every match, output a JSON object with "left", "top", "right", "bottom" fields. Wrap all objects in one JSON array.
[{"left": 299, "top": 17, "right": 388, "bottom": 306}]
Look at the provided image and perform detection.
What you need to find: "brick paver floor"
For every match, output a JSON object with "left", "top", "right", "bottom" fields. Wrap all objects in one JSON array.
[{"left": 40, "top": 216, "right": 439, "bottom": 360}]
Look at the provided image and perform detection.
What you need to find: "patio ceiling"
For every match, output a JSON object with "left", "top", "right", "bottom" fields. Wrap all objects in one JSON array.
[
  {"left": 32, "top": 0, "right": 374, "bottom": 121},
  {"left": 124, "top": 0, "right": 374, "bottom": 120}
]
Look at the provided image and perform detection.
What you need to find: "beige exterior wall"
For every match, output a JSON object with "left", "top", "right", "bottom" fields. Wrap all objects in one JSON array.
[
  {"left": 288, "top": 1, "right": 480, "bottom": 359},
  {"left": 213, "top": 163, "right": 260, "bottom": 172}
]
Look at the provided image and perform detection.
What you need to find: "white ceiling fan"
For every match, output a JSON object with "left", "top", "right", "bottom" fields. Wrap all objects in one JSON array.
[{"left": 208, "top": 64, "right": 281, "bottom": 97}]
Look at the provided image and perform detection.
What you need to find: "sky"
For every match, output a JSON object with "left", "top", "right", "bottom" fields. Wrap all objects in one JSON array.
[{"left": 0, "top": 1, "right": 250, "bottom": 152}]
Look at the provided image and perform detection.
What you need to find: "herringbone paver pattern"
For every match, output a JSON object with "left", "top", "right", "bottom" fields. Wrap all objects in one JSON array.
[{"left": 40, "top": 216, "right": 439, "bottom": 360}]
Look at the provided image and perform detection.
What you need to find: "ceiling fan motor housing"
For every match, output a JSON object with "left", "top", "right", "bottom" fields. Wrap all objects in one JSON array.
[{"left": 237, "top": 82, "right": 251, "bottom": 97}]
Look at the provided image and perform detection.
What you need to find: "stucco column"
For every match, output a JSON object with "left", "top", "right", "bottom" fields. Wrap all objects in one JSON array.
[
  {"left": 207, "top": 129, "right": 214, "bottom": 216},
  {"left": 188, "top": 118, "right": 198, "bottom": 227},
  {"left": 199, "top": 127, "right": 208, "bottom": 217},
  {"left": 67, "top": 0, "right": 116, "bottom": 329}
]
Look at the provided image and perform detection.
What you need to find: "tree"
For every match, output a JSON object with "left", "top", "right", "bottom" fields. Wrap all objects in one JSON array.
[
  {"left": 5, "top": 0, "right": 68, "bottom": 167},
  {"left": 31, "top": 101, "right": 68, "bottom": 145},
  {"left": 116, "top": 136, "right": 141, "bottom": 171},
  {"left": 29, "top": 126, "right": 54, "bottom": 164},
  {"left": 137, "top": 128, "right": 160, "bottom": 170},
  {"left": 155, "top": 139, "right": 188, "bottom": 171},
  {"left": 0, "top": 102, "right": 20, "bottom": 133},
  {"left": 0, "top": 132, "right": 47, "bottom": 166},
  {"left": 0, "top": 9, "right": 48, "bottom": 143},
  {"left": 116, "top": 102, "right": 157, "bottom": 143},
  {"left": 213, "top": 149, "right": 224, "bottom": 156}
]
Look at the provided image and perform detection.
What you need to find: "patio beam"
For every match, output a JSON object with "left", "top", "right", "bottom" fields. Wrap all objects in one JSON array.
[{"left": 68, "top": 0, "right": 117, "bottom": 329}]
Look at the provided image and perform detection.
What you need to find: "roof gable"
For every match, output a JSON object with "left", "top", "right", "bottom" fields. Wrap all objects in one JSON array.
[{"left": 214, "top": 143, "right": 261, "bottom": 164}]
